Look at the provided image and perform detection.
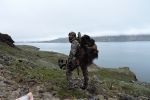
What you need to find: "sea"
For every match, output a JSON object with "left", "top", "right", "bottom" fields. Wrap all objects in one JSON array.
[{"left": 15, "top": 41, "right": 150, "bottom": 83}]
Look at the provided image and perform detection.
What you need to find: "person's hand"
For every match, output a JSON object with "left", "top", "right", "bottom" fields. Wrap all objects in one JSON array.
[{"left": 16, "top": 92, "right": 33, "bottom": 100}]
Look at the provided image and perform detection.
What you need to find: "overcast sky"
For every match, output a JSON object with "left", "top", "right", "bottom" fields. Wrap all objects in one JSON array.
[{"left": 0, "top": 0, "right": 150, "bottom": 41}]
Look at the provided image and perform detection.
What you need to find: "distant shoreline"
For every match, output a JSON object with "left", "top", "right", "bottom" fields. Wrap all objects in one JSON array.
[
  {"left": 16, "top": 34, "right": 150, "bottom": 43},
  {"left": 15, "top": 40, "right": 150, "bottom": 43}
]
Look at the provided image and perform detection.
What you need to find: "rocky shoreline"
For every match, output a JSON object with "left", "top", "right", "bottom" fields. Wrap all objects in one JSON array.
[{"left": 0, "top": 34, "right": 150, "bottom": 100}]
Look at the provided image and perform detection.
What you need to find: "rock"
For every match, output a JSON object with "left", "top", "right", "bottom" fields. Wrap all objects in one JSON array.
[
  {"left": 118, "top": 67, "right": 137, "bottom": 81},
  {"left": 0, "top": 75, "right": 20, "bottom": 99},
  {"left": 96, "top": 95, "right": 105, "bottom": 100},
  {"left": 87, "top": 76, "right": 105, "bottom": 95},
  {"left": 0, "top": 64, "right": 4, "bottom": 70},
  {"left": 0, "top": 54, "right": 14, "bottom": 66},
  {"left": 42, "top": 92, "right": 60, "bottom": 100},
  {"left": 118, "top": 93, "right": 136, "bottom": 100},
  {"left": 108, "top": 98, "right": 117, "bottom": 100},
  {"left": 0, "top": 76, "right": 5, "bottom": 80},
  {"left": 0, "top": 32, "right": 15, "bottom": 47},
  {"left": 9, "top": 90, "right": 20, "bottom": 99},
  {"left": 135, "top": 81, "right": 150, "bottom": 88},
  {"left": 138, "top": 96, "right": 150, "bottom": 100}
]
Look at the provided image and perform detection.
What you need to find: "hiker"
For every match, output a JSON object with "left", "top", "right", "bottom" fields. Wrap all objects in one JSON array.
[
  {"left": 66, "top": 32, "right": 80, "bottom": 89},
  {"left": 66, "top": 32, "right": 98, "bottom": 89}
]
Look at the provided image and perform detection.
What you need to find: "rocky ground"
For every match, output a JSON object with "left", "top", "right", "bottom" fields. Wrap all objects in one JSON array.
[{"left": 0, "top": 41, "right": 150, "bottom": 100}]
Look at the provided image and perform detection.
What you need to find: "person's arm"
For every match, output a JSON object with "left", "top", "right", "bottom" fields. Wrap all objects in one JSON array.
[{"left": 71, "top": 41, "right": 78, "bottom": 56}]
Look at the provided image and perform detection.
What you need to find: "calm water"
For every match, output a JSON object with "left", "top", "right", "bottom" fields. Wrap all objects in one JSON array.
[{"left": 16, "top": 42, "right": 150, "bottom": 82}]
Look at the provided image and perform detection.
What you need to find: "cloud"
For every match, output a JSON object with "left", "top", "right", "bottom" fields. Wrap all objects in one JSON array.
[{"left": 0, "top": 0, "right": 150, "bottom": 41}]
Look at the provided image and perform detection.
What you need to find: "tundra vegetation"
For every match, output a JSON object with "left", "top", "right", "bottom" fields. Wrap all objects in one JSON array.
[{"left": 0, "top": 34, "right": 150, "bottom": 99}]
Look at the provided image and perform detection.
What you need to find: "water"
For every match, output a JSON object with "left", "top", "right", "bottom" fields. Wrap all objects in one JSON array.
[{"left": 16, "top": 42, "right": 150, "bottom": 82}]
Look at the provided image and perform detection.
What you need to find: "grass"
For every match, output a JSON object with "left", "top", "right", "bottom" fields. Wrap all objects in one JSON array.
[
  {"left": 119, "top": 82, "right": 150, "bottom": 96},
  {"left": 89, "top": 68, "right": 136, "bottom": 82},
  {"left": 1, "top": 43, "right": 150, "bottom": 99}
]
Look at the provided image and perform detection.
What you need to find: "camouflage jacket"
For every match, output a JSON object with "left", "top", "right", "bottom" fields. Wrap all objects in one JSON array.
[{"left": 69, "top": 39, "right": 80, "bottom": 60}]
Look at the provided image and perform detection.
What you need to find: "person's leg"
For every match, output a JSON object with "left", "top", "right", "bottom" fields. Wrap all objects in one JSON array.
[
  {"left": 66, "top": 64, "right": 73, "bottom": 87},
  {"left": 66, "top": 61, "right": 77, "bottom": 89},
  {"left": 81, "top": 66, "right": 89, "bottom": 89}
]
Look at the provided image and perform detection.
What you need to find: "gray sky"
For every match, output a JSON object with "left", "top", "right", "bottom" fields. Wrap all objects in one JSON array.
[{"left": 0, "top": 0, "right": 150, "bottom": 41}]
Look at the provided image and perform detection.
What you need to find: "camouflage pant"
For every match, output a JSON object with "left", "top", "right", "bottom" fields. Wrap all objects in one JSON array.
[{"left": 66, "top": 59, "right": 89, "bottom": 89}]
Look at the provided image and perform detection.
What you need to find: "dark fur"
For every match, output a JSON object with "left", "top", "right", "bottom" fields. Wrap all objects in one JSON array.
[{"left": 79, "top": 35, "right": 98, "bottom": 65}]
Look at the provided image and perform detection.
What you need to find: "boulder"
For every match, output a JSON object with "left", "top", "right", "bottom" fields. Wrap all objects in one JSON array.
[{"left": 0, "top": 32, "right": 15, "bottom": 47}]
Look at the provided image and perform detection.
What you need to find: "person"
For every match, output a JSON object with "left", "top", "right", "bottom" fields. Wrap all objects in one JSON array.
[{"left": 66, "top": 32, "right": 80, "bottom": 89}]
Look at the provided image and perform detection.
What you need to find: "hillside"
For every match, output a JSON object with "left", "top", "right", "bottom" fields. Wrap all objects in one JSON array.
[
  {"left": 42, "top": 34, "right": 150, "bottom": 43},
  {"left": 0, "top": 42, "right": 150, "bottom": 99}
]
